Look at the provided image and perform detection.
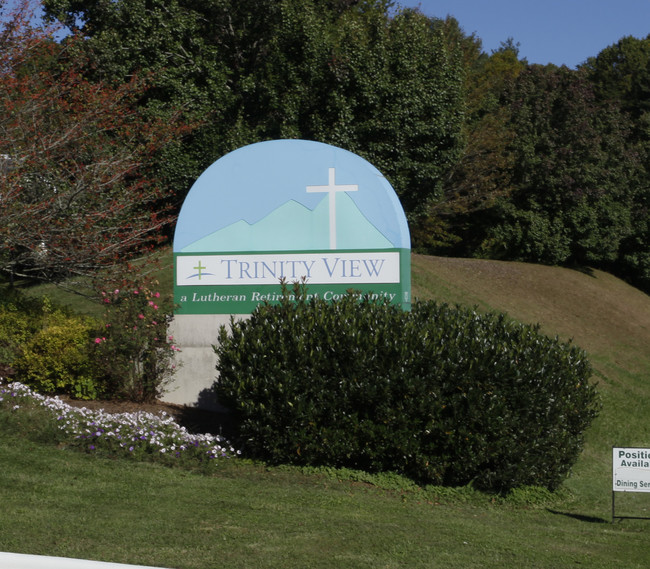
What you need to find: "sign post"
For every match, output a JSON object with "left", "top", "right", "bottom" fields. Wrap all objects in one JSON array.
[{"left": 612, "top": 447, "right": 650, "bottom": 522}]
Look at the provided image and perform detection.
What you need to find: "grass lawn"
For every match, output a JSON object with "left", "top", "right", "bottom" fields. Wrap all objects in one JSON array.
[
  {"left": 1, "top": 430, "right": 649, "bottom": 569},
  {"left": 2, "top": 252, "right": 650, "bottom": 568}
]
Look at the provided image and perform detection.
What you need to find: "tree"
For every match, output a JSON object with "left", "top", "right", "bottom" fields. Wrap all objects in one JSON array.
[
  {"left": 582, "top": 35, "right": 650, "bottom": 124},
  {"left": 42, "top": 0, "right": 234, "bottom": 207},
  {"left": 42, "top": 0, "right": 466, "bottom": 219},
  {"left": 582, "top": 36, "right": 650, "bottom": 290},
  {"left": 413, "top": 29, "right": 526, "bottom": 253},
  {"left": 0, "top": 1, "right": 191, "bottom": 289},
  {"left": 481, "top": 65, "right": 638, "bottom": 267}
]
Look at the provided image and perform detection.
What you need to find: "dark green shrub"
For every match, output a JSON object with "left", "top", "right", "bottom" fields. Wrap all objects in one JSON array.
[{"left": 214, "top": 288, "right": 599, "bottom": 492}]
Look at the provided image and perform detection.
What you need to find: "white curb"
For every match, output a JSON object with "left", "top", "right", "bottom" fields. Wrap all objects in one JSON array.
[{"left": 0, "top": 553, "right": 172, "bottom": 569}]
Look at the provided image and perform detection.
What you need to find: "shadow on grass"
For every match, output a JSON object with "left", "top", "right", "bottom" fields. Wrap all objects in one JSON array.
[
  {"left": 547, "top": 509, "right": 608, "bottom": 524},
  {"left": 568, "top": 265, "right": 596, "bottom": 278},
  {"left": 175, "top": 403, "right": 237, "bottom": 441}
]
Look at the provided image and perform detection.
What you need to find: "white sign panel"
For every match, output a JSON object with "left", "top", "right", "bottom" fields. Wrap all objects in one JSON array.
[
  {"left": 176, "top": 252, "right": 401, "bottom": 287},
  {"left": 612, "top": 447, "right": 650, "bottom": 492}
]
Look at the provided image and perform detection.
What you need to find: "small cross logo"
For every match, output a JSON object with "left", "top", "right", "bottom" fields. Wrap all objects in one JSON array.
[{"left": 193, "top": 261, "right": 206, "bottom": 280}]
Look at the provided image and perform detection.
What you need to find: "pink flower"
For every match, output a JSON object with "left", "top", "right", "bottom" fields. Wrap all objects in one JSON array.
[
  {"left": 138, "top": 313, "right": 145, "bottom": 319},
  {"left": 94, "top": 337, "right": 106, "bottom": 344},
  {"left": 133, "top": 289, "right": 139, "bottom": 294},
  {"left": 113, "top": 289, "right": 120, "bottom": 295},
  {"left": 154, "top": 292, "right": 160, "bottom": 298}
]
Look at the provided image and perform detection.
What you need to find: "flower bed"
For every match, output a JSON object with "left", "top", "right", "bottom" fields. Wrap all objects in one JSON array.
[{"left": 0, "top": 379, "right": 240, "bottom": 464}]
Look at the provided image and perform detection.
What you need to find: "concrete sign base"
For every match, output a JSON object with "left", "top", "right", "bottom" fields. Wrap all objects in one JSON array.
[{"left": 161, "top": 314, "right": 248, "bottom": 410}]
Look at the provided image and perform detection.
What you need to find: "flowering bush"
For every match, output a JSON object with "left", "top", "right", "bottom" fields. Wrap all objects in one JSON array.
[
  {"left": 94, "top": 278, "right": 178, "bottom": 402},
  {"left": 0, "top": 380, "right": 239, "bottom": 464}
]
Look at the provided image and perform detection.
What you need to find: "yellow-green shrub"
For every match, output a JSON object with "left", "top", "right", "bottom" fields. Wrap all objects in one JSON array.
[
  {"left": 0, "top": 307, "right": 35, "bottom": 370},
  {"left": 14, "top": 311, "right": 100, "bottom": 400}
]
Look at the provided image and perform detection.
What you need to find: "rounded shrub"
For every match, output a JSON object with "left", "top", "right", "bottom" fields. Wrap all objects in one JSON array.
[
  {"left": 214, "top": 288, "right": 599, "bottom": 492},
  {"left": 14, "top": 310, "right": 101, "bottom": 400}
]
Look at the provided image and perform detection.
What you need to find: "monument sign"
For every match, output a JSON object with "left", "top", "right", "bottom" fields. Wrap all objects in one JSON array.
[
  {"left": 164, "top": 139, "right": 411, "bottom": 407},
  {"left": 173, "top": 139, "right": 410, "bottom": 313}
]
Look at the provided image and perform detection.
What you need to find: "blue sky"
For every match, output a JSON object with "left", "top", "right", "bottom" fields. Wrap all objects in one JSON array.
[
  {"left": 397, "top": 0, "right": 650, "bottom": 68},
  {"left": 4, "top": 1, "right": 648, "bottom": 68}
]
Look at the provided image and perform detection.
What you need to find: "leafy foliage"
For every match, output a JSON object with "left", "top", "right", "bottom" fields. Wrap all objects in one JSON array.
[
  {"left": 11, "top": 1, "right": 650, "bottom": 297},
  {"left": 582, "top": 35, "right": 650, "bottom": 291},
  {"left": 42, "top": 0, "right": 466, "bottom": 218},
  {"left": 416, "top": 47, "right": 525, "bottom": 253},
  {"left": 0, "top": 2, "right": 192, "bottom": 288},
  {"left": 1, "top": 275, "right": 177, "bottom": 402},
  {"left": 583, "top": 35, "right": 650, "bottom": 125},
  {"left": 215, "top": 288, "right": 599, "bottom": 492},
  {"left": 14, "top": 311, "right": 99, "bottom": 399},
  {"left": 483, "top": 66, "right": 638, "bottom": 267},
  {"left": 0, "top": 290, "right": 49, "bottom": 373}
]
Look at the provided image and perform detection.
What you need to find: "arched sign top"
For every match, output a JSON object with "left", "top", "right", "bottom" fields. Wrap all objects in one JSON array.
[
  {"left": 173, "top": 140, "right": 410, "bottom": 314},
  {"left": 174, "top": 139, "right": 410, "bottom": 253}
]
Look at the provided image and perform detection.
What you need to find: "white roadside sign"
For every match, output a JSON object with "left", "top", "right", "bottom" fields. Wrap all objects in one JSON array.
[{"left": 612, "top": 447, "right": 650, "bottom": 492}]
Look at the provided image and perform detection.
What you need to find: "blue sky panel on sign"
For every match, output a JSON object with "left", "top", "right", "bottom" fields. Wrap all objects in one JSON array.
[{"left": 173, "top": 140, "right": 410, "bottom": 253}]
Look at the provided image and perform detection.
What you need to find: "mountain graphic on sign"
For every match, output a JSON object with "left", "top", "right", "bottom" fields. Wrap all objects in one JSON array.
[{"left": 180, "top": 192, "right": 393, "bottom": 253}]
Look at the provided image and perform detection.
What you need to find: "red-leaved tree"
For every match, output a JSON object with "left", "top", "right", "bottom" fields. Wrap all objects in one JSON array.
[{"left": 0, "top": 0, "right": 192, "bottom": 291}]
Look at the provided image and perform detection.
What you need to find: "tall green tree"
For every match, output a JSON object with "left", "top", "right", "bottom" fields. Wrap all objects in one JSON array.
[
  {"left": 43, "top": 0, "right": 234, "bottom": 204},
  {"left": 417, "top": 42, "right": 526, "bottom": 253},
  {"left": 310, "top": 7, "right": 466, "bottom": 215},
  {"left": 582, "top": 35, "right": 650, "bottom": 125},
  {"left": 42, "top": 0, "right": 466, "bottom": 218},
  {"left": 482, "top": 65, "right": 637, "bottom": 268},
  {"left": 582, "top": 36, "right": 650, "bottom": 289}
]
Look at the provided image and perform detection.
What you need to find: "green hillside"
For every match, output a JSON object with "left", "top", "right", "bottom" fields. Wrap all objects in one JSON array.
[
  {"left": 413, "top": 254, "right": 650, "bottom": 508},
  {"left": 2, "top": 253, "right": 650, "bottom": 568}
]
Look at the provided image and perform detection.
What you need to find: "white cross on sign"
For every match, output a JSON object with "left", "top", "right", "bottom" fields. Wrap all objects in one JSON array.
[{"left": 306, "top": 167, "right": 358, "bottom": 250}]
